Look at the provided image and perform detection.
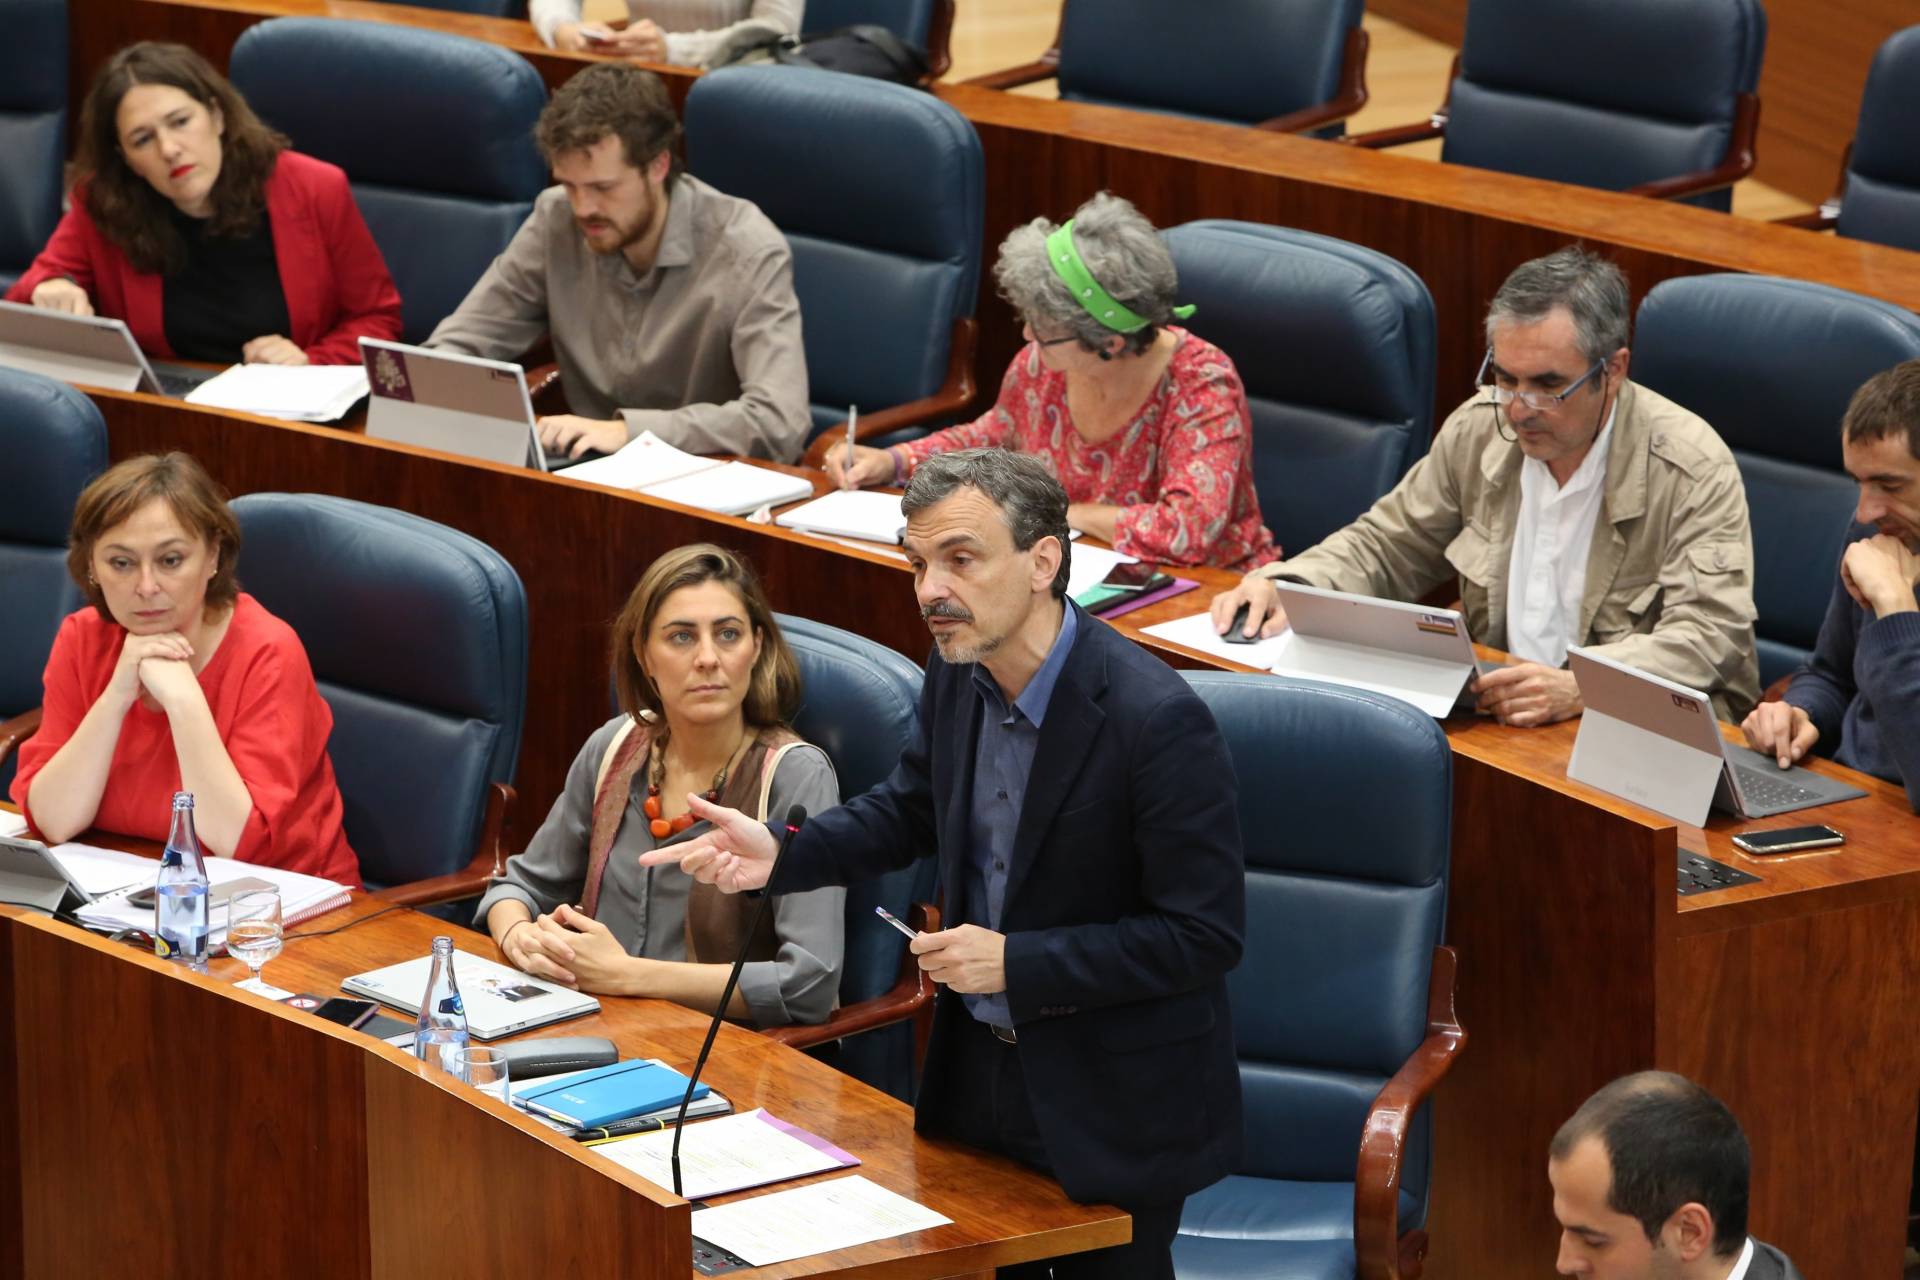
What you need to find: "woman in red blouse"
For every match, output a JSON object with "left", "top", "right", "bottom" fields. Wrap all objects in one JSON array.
[
  {"left": 12, "top": 453, "right": 360, "bottom": 886},
  {"left": 826, "top": 192, "right": 1278, "bottom": 573},
  {"left": 5, "top": 42, "right": 400, "bottom": 367}
]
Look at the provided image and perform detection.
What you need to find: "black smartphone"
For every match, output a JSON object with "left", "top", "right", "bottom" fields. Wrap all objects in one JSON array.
[
  {"left": 1730, "top": 825, "right": 1844, "bottom": 856},
  {"left": 1098, "top": 561, "right": 1161, "bottom": 592},
  {"left": 1222, "top": 601, "right": 1263, "bottom": 645},
  {"left": 310, "top": 997, "right": 380, "bottom": 1030}
]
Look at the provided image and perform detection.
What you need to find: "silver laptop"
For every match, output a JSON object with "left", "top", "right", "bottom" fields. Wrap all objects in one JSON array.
[
  {"left": 0, "top": 298, "right": 215, "bottom": 397},
  {"left": 1566, "top": 645, "right": 1866, "bottom": 825},
  {"left": 1265, "top": 583, "right": 1491, "bottom": 718},
  {"left": 0, "top": 835, "right": 98, "bottom": 915},
  {"left": 341, "top": 947, "right": 600, "bottom": 1041},
  {"left": 360, "top": 337, "right": 571, "bottom": 472}
]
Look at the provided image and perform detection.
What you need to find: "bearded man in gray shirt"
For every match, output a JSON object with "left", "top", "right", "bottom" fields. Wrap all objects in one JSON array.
[{"left": 427, "top": 63, "right": 811, "bottom": 462}]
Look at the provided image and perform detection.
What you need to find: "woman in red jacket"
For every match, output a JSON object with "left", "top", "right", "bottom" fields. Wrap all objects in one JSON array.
[
  {"left": 5, "top": 42, "right": 401, "bottom": 366},
  {"left": 12, "top": 452, "right": 361, "bottom": 887}
]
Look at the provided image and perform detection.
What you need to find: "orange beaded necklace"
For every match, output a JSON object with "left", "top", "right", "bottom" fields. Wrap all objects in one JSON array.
[{"left": 642, "top": 731, "right": 749, "bottom": 840}]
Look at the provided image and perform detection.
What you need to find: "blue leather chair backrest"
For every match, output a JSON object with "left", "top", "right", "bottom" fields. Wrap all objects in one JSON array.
[
  {"left": 0, "top": 369, "right": 106, "bottom": 794},
  {"left": 802, "top": 0, "right": 934, "bottom": 46},
  {"left": 228, "top": 19, "right": 549, "bottom": 344},
  {"left": 1055, "top": 0, "right": 1363, "bottom": 130},
  {"left": 1838, "top": 25, "right": 1920, "bottom": 254},
  {"left": 685, "top": 66, "right": 982, "bottom": 439},
  {"left": 1164, "top": 221, "right": 1435, "bottom": 556},
  {"left": 775, "top": 613, "right": 933, "bottom": 1099},
  {"left": 1633, "top": 275, "right": 1920, "bottom": 689},
  {"left": 0, "top": 0, "right": 67, "bottom": 292},
  {"left": 1445, "top": 0, "right": 1766, "bottom": 212},
  {"left": 230, "top": 494, "right": 528, "bottom": 891},
  {"left": 1182, "top": 671, "right": 1452, "bottom": 1223}
]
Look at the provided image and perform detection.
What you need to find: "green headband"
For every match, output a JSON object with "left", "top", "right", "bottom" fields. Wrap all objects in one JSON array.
[{"left": 1045, "top": 220, "right": 1195, "bottom": 335}]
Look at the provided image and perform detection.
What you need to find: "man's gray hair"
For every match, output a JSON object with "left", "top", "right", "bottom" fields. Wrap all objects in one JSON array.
[
  {"left": 902, "top": 448, "right": 1072, "bottom": 599},
  {"left": 1485, "top": 246, "right": 1631, "bottom": 365},
  {"left": 993, "top": 191, "right": 1179, "bottom": 357}
]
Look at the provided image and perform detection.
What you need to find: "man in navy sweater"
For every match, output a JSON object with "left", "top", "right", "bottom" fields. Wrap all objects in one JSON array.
[{"left": 1743, "top": 360, "right": 1920, "bottom": 811}]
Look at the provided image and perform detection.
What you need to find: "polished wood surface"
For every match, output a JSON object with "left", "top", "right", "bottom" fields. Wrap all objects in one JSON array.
[
  {"left": 0, "top": 899, "right": 1126, "bottom": 1277},
  {"left": 79, "top": 388, "right": 1920, "bottom": 1278},
  {"left": 78, "top": 0, "right": 1920, "bottom": 443},
  {"left": 1370, "top": 0, "right": 1918, "bottom": 205}
]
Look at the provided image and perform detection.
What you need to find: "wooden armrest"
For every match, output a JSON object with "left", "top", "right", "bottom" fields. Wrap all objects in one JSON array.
[
  {"left": 1761, "top": 673, "right": 1794, "bottom": 705},
  {"left": 765, "top": 901, "right": 942, "bottom": 1050},
  {"left": 1345, "top": 116, "right": 1447, "bottom": 149},
  {"left": 923, "top": 0, "right": 955, "bottom": 81},
  {"left": 1626, "top": 93, "right": 1759, "bottom": 202},
  {"left": 1354, "top": 945, "right": 1467, "bottom": 1280},
  {"left": 0, "top": 707, "right": 42, "bottom": 769},
  {"left": 963, "top": 51, "right": 1059, "bottom": 91},
  {"left": 1774, "top": 208, "right": 1839, "bottom": 231},
  {"left": 799, "top": 318, "right": 978, "bottom": 469},
  {"left": 1255, "top": 27, "right": 1369, "bottom": 135},
  {"left": 373, "top": 782, "right": 515, "bottom": 908},
  {"left": 525, "top": 363, "right": 567, "bottom": 416}
]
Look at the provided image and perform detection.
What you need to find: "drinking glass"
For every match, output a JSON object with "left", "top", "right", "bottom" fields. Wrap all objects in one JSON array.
[
  {"left": 226, "top": 888, "right": 283, "bottom": 988},
  {"left": 453, "top": 1046, "right": 512, "bottom": 1104}
]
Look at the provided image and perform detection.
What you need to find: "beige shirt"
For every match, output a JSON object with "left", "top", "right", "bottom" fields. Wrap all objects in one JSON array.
[
  {"left": 1257, "top": 379, "right": 1760, "bottom": 720},
  {"left": 528, "top": 0, "right": 803, "bottom": 65},
  {"left": 426, "top": 174, "right": 811, "bottom": 462}
]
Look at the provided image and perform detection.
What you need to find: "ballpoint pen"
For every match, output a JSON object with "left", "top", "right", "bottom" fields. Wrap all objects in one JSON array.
[{"left": 840, "top": 404, "right": 858, "bottom": 488}]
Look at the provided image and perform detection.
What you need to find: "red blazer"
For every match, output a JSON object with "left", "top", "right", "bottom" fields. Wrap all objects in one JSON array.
[{"left": 5, "top": 151, "right": 402, "bottom": 365}]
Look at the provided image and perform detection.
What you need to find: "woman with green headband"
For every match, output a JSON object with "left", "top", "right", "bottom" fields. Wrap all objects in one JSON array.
[{"left": 825, "top": 192, "right": 1279, "bottom": 573}]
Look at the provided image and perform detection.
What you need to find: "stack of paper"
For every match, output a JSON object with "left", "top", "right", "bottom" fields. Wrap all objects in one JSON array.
[
  {"left": 185, "top": 364, "right": 370, "bottom": 422},
  {"left": 65, "top": 847, "right": 351, "bottom": 949},
  {"left": 593, "top": 1108, "right": 859, "bottom": 1198},
  {"left": 561, "top": 431, "right": 812, "bottom": 516},
  {"left": 775, "top": 490, "right": 908, "bottom": 545},
  {"left": 691, "top": 1175, "right": 952, "bottom": 1267}
]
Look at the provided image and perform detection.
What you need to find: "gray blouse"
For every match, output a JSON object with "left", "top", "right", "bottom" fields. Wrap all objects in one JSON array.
[{"left": 474, "top": 715, "right": 844, "bottom": 1027}]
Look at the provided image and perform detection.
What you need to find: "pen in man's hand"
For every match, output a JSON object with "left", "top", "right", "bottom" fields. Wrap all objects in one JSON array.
[{"left": 840, "top": 404, "right": 858, "bottom": 489}]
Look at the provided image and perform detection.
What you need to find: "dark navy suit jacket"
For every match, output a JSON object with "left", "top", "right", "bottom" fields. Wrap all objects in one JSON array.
[{"left": 778, "top": 602, "right": 1246, "bottom": 1206}]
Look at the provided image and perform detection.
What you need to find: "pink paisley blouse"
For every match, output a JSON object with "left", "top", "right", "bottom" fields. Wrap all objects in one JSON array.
[{"left": 896, "top": 329, "right": 1279, "bottom": 572}]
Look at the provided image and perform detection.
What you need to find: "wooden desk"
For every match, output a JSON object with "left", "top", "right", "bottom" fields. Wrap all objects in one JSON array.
[
  {"left": 0, "top": 896, "right": 1125, "bottom": 1277},
  {"left": 80, "top": 391, "right": 1920, "bottom": 1277},
  {"left": 76, "top": 0, "right": 1920, "bottom": 440}
]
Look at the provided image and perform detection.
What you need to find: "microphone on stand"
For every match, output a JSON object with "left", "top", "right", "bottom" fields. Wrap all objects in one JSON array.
[{"left": 670, "top": 803, "right": 807, "bottom": 1198}]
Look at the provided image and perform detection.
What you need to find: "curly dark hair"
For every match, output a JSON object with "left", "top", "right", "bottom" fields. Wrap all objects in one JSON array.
[
  {"left": 537, "top": 63, "right": 683, "bottom": 186},
  {"left": 76, "top": 42, "right": 288, "bottom": 275}
]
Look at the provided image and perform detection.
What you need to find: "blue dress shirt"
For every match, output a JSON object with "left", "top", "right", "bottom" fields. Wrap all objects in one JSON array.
[{"left": 962, "top": 603, "right": 1078, "bottom": 1027}]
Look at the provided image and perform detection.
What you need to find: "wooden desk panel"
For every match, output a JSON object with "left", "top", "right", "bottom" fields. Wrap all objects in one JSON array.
[{"left": 0, "top": 902, "right": 1125, "bottom": 1278}]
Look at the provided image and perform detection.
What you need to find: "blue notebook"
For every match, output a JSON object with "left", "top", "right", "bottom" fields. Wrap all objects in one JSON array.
[{"left": 514, "top": 1059, "right": 710, "bottom": 1128}]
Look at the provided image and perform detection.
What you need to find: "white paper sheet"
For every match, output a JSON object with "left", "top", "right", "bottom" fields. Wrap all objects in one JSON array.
[
  {"left": 775, "top": 490, "right": 908, "bottom": 544},
  {"left": 1064, "top": 543, "right": 1138, "bottom": 598},
  {"left": 560, "top": 430, "right": 715, "bottom": 489},
  {"left": 593, "top": 1108, "right": 856, "bottom": 1198},
  {"left": 0, "top": 811, "right": 27, "bottom": 838},
  {"left": 1140, "top": 610, "right": 1293, "bottom": 666},
  {"left": 184, "top": 364, "right": 369, "bottom": 422},
  {"left": 691, "top": 1174, "right": 952, "bottom": 1267},
  {"left": 44, "top": 842, "right": 155, "bottom": 897}
]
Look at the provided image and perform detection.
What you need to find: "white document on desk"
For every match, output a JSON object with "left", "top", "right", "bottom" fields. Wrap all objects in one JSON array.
[
  {"left": 184, "top": 364, "right": 369, "bottom": 422},
  {"left": 0, "top": 811, "right": 27, "bottom": 838},
  {"left": 1064, "top": 543, "right": 1138, "bottom": 598},
  {"left": 44, "top": 842, "right": 155, "bottom": 898},
  {"left": 561, "top": 430, "right": 811, "bottom": 515},
  {"left": 593, "top": 1108, "right": 857, "bottom": 1198},
  {"left": 691, "top": 1174, "right": 952, "bottom": 1267},
  {"left": 1139, "top": 610, "right": 1294, "bottom": 666}
]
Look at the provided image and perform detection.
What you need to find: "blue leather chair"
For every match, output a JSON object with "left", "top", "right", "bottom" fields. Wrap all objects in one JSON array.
[
  {"left": 1163, "top": 221, "right": 1436, "bottom": 556},
  {"left": 1351, "top": 0, "right": 1766, "bottom": 211},
  {"left": 229, "top": 495, "right": 528, "bottom": 898},
  {"left": 801, "top": 0, "right": 953, "bottom": 79},
  {"left": 0, "top": 0, "right": 67, "bottom": 293},
  {"left": 762, "top": 614, "right": 938, "bottom": 1102},
  {"left": 1175, "top": 673, "right": 1463, "bottom": 1280},
  {"left": 229, "top": 19, "right": 549, "bottom": 344},
  {"left": 0, "top": 370, "right": 108, "bottom": 795},
  {"left": 1777, "top": 26, "right": 1920, "bottom": 254},
  {"left": 967, "top": 0, "right": 1368, "bottom": 138},
  {"left": 1632, "top": 275, "right": 1920, "bottom": 692},
  {"left": 683, "top": 65, "right": 982, "bottom": 458}
]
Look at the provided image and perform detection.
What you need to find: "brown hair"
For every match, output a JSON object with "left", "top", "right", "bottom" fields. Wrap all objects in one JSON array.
[
  {"left": 611, "top": 545, "right": 799, "bottom": 728},
  {"left": 537, "top": 63, "right": 683, "bottom": 186},
  {"left": 76, "top": 42, "right": 288, "bottom": 275},
  {"left": 68, "top": 452, "right": 242, "bottom": 621},
  {"left": 1841, "top": 359, "right": 1920, "bottom": 461}
]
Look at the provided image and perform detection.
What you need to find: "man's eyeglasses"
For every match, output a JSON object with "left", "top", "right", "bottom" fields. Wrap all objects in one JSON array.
[{"left": 1475, "top": 349, "right": 1606, "bottom": 412}]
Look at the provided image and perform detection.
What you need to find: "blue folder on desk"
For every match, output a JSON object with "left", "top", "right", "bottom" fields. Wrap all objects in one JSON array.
[{"left": 514, "top": 1059, "right": 709, "bottom": 1128}]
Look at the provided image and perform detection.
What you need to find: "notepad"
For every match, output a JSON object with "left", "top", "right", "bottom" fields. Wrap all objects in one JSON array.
[
  {"left": 560, "top": 430, "right": 813, "bottom": 516},
  {"left": 775, "top": 490, "right": 908, "bottom": 544},
  {"left": 514, "top": 1058, "right": 709, "bottom": 1128},
  {"left": 691, "top": 1175, "right": 952, "bottom": 1267},
  {"left": 593, "top": 1108, "right": 859, "bottom": 1198},
  {"left": 69, "top": 851, "right": 351, "bottom": 951},
  {"left": 184, "top": 364, "right": 370, "bottom": 422}
]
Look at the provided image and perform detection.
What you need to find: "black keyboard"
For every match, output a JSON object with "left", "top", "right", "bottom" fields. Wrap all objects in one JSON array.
[
  {"left": 1731, "top": 764, "right": 1824, "bottom": 810},
  {"left": 1677, "top": 851, "right": 1762, "bottom": 896}
]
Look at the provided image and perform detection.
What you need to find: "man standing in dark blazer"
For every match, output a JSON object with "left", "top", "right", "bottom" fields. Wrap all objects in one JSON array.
[{"left": 648, "top": 448, "right": 1246, "bottom": 1277}]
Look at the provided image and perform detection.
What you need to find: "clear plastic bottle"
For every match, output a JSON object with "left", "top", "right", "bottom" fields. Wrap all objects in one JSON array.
[
  {"left": 153, "top": 791, "right": 210, "bottom": 972},
  {"left": 414, "top": 935, "right": 470, "bottom": 1075}
]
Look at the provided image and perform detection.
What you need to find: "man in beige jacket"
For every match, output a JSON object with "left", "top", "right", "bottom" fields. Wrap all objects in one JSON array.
[{"left": 1210, "top": 247, "right": 1759, "bottom": 725}]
